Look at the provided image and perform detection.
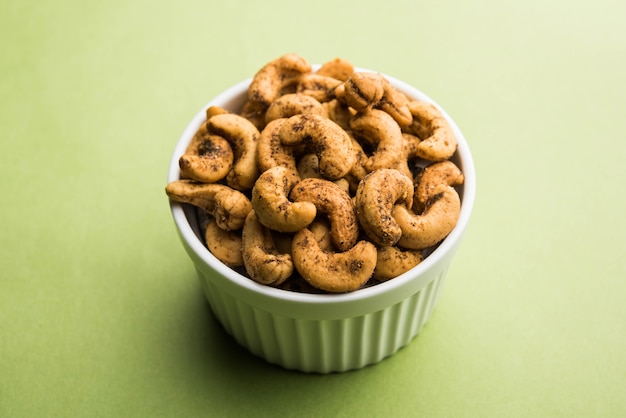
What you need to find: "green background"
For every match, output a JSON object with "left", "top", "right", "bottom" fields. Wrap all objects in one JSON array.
[{"left": 2, "top": 0, "right": 625, "bottom": 416}]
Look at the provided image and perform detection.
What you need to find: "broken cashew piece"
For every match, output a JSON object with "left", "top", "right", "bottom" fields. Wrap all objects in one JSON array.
[
  {"left": 179, "top": 122, "right": 234, "bottom": 183},
  {"left": 393, "top": 183, "right": 461, "bottom": 250},
  {"left": 242, "top": 210, "right": 293, "bottom": 286},
  {"left": 205, "top": 218, "right": 244, "bottom": 267},
  {"left": 248, "top": 53, "right": 312, "bottom": 107},
  {"left": 251, "top": 166, "right": 316, "bottom": 233},
  {"left": 279, "top": 113, "right": 355, "bottom": 180},
  {"left": 292, "top": 228, "right": 377, "bottom": 293},
  {"left": 265, "top": 93, "right": 327, "bottom": 124},
  {"left": 165, "top": 180, "right": 252, "bottom": 231},
  {"left": 407, "top": 101, "right": 457, "bottom": 161},
  {"left": 374, "top": 246, "right": 423, "bottom": 282},
  {"left": 289, "top": 177, "right": 359, "bottom": 251},
  {"left": 355, "top": 168, "right": 414, "bottom": 247},
  {"left": 206, "top": 113, "right": 260, "bottom": 191}
]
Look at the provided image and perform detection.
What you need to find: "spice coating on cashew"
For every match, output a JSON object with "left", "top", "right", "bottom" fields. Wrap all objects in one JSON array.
[
  {"left": 265, "top": 93, "right": 327, "bottom": 124},
  {"left": 256, "top": 118, "right": 300, "bottom": 176},
  {"left": 248, "top": 53, "right": 312, "bottom": 107},
  {"left": 279, "top": 113, "right": 355, "bottom": 180},
  {"left": 165, "top": 180, "right": 252, "bottom": 230},
  {"left": 355, "top": 168, "right": 414, "bottom": 247},
  {"left": 393, "top": 184, "right": 461, "bottom": 250},
  {"left": 374, "top": 246, "right": 423, "bottom": 282},
  {"left": 204, "top": 218, "right": 244, "bottom": 267},
  {"left": 242, "top": 210, "right": 293, "bottom": 286},
  {"left": 292, "top": 228, "right": 377, "bottom": 293},
  {"left": 406, "top": 101, "right": 457, "bottom": 161},
  {"left": 296, "top": 73, "right": 343, "bottom": 103},
  {"left": 206, "top": 113, "right": 260, "bottom": 191},
  {"left": 179, "top": 122, "right": 234, "bottom": 183},
  {"left": 344, "top": 72, "right": 412, "bottom": 127},
  {"left": 316, "top": 57, "right": 354, "bottom": 82},
  {"left": 289, "top": 177, "right": 359, "bottom": 251},
  {"left": 415, "top": 161, "right": 464, "bottom": 207},
  {"left": 350, "top": 109, "right": 409, "bottom": 176},
  {"left": 251, "top": 166, "right": 317, "bottom": 233}
]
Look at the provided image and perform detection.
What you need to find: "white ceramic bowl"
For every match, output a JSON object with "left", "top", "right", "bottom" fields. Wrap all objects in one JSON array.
[{"left": 167, "top": 69, "right": 476, "bottom": 373}]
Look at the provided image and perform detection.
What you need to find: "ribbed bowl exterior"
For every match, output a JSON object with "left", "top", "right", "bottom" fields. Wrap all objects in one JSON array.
[
  {"left": 168, "top": 67, "right": 476, "bottom": 374},
  {"left": 198, "top": 265, "right": 449, "bottom": 373}
]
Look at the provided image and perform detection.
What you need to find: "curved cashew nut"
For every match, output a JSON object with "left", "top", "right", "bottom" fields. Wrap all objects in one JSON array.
[
  {"left": 349, "top": 109, "right": 410, "bottom": 177},
  {"left": 256, "top": 118, "right": 300, "bottom": 176},
  {"left": 296, "top": 73, "right": 343, "bottom": 102},
  {"left": 265, "top": 93, "right": 327, "bottom": 124},
  {"left": 374, "top": 246, "right": 423, "bottom": 282},
  {"left": 316, "top": 57, "right": 354, "bottom": 81},
  {"left": 165, "top": 180, "right": 252, "bottom": 230},
  {"left": 415, "top": 161, "right": 464, "bottom": 207},
  {"left": 355, "top": 168, "right": 414, "bottom": 247},
  {"left": 296, "top": 153, "right": 350, "bottom": 194},
  {"left": 205, "top": 105, "right": 230, "bottom": 119},
  {"left": 289, "top": 177, "right": 359, "bottom": 251},
  {"left": 393, "top": 184, "right": 461, "bottom": 250},
  {"left": 251, "top": 166, "right": 316, "bottom": 233},
  {"left": 248, "top": 53, "right": 312, "bottom": 107},
  {"left": 321, "top": 99, "right": 355, "bottom": 131},
  {"left": 291, "top": 228, "right": 377, "bottom": 293},
  {"left": 407, "top": 100, "right": 457, "bottom": 161},
  {"left": 204, "top": 218, "right": 244, "bottom": 267},
  {"left": 344, "top": 72, "right": 412, "bottom": 127},
  {"left": 179, "top": 122, "right": 234, "bottom": 183},
  {"left": 279, "top": 113, "right": 355, "bottom": 180},
  {"left": 206, "top": 113, "right": 260, "bottom": 191},
  {"left": 238, "top": 99, "right": 267, "bottom": 131},
  {"left": 242, "top": 210, "right": 293, "bottom": 286}
]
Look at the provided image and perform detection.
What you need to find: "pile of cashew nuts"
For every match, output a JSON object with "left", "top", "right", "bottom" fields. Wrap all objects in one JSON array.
[{"left": 166, "top": 53, "right": 464, "bottom": 293}]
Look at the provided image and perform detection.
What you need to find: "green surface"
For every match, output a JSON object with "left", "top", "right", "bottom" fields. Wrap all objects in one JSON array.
[{"left": 2, "top": 0, "right": 625, "bottom": 416}]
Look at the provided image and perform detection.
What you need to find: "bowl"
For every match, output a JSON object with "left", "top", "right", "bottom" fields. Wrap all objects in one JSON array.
[{"left": 167, "top": 68, "right": 476, "bottom": 373}]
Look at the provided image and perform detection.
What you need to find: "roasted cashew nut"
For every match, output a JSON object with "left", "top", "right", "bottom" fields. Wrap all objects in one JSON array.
[
  {"left": 291, "top": 228, "right": 377, "bottom": 293},
  {"left": 205, "top": 218, "right": 244, "bottom": 267},
  {"left": 242, "top": 210, "right": 293, "bottom": 286},
  {"left": 279, "top": 113, "right": 355, "bottom": 180},
  {"left": 321, "top": 99, "right": 355, "bottom": 131},
  {"left": 206, "top": 113, "right": 260, "bottom": 191},
  {"left": 238, "top": 99, "right": 267, "bottom": 131},
  {"left": 296, "top": 73, "right": 343, "bottom": 103},
  {"left": 256, "top": 118, "right": 300, "bottom": 176},
  {"left": 264, "top": 93, "right": 327, "bottom": 124},
  {"left": 289, "top": 177, "right": 359, "bottom": 251},
  {"left": 415, "top": 161, "right": 464, "bottom": 208},
  {"left": 393, "top": 184, "right": 461, "bottom": 250},
  {"left": 179, "top": 122, "right": 234, "bottom": 183},
  {"left": 316, "top": 57, "right": 354, "bottom": 81},
  {"left": 355, "top": 168, "right": 414, "bottom": 247},
  {"left": 296, "top": 153, "right": 350, "bottom": 194},
  {"left": 343, "top": 72, "right": 412, "bottom": 127},
  {"left": 248, "top": 53, "right": 312, "bottom": 107},
  {"left": 406, "top": 101, "right": 457, "bottom": 161},
  {"left": 165, "top": 180, "right": 252, "bottom": 231},
  {"left": 349, "top": 109, "right": 410, "bottom": 177},
  {"left": 374, "top": 246, "right": 423, "bottom": 282},
  {"left": 251, "top": 166, "right": 316, "bottom": 233}
]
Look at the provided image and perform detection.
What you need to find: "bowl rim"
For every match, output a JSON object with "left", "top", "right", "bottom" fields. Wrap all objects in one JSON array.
[{"left": 167, "top": 68, "right": 476, "bottom": 310}]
